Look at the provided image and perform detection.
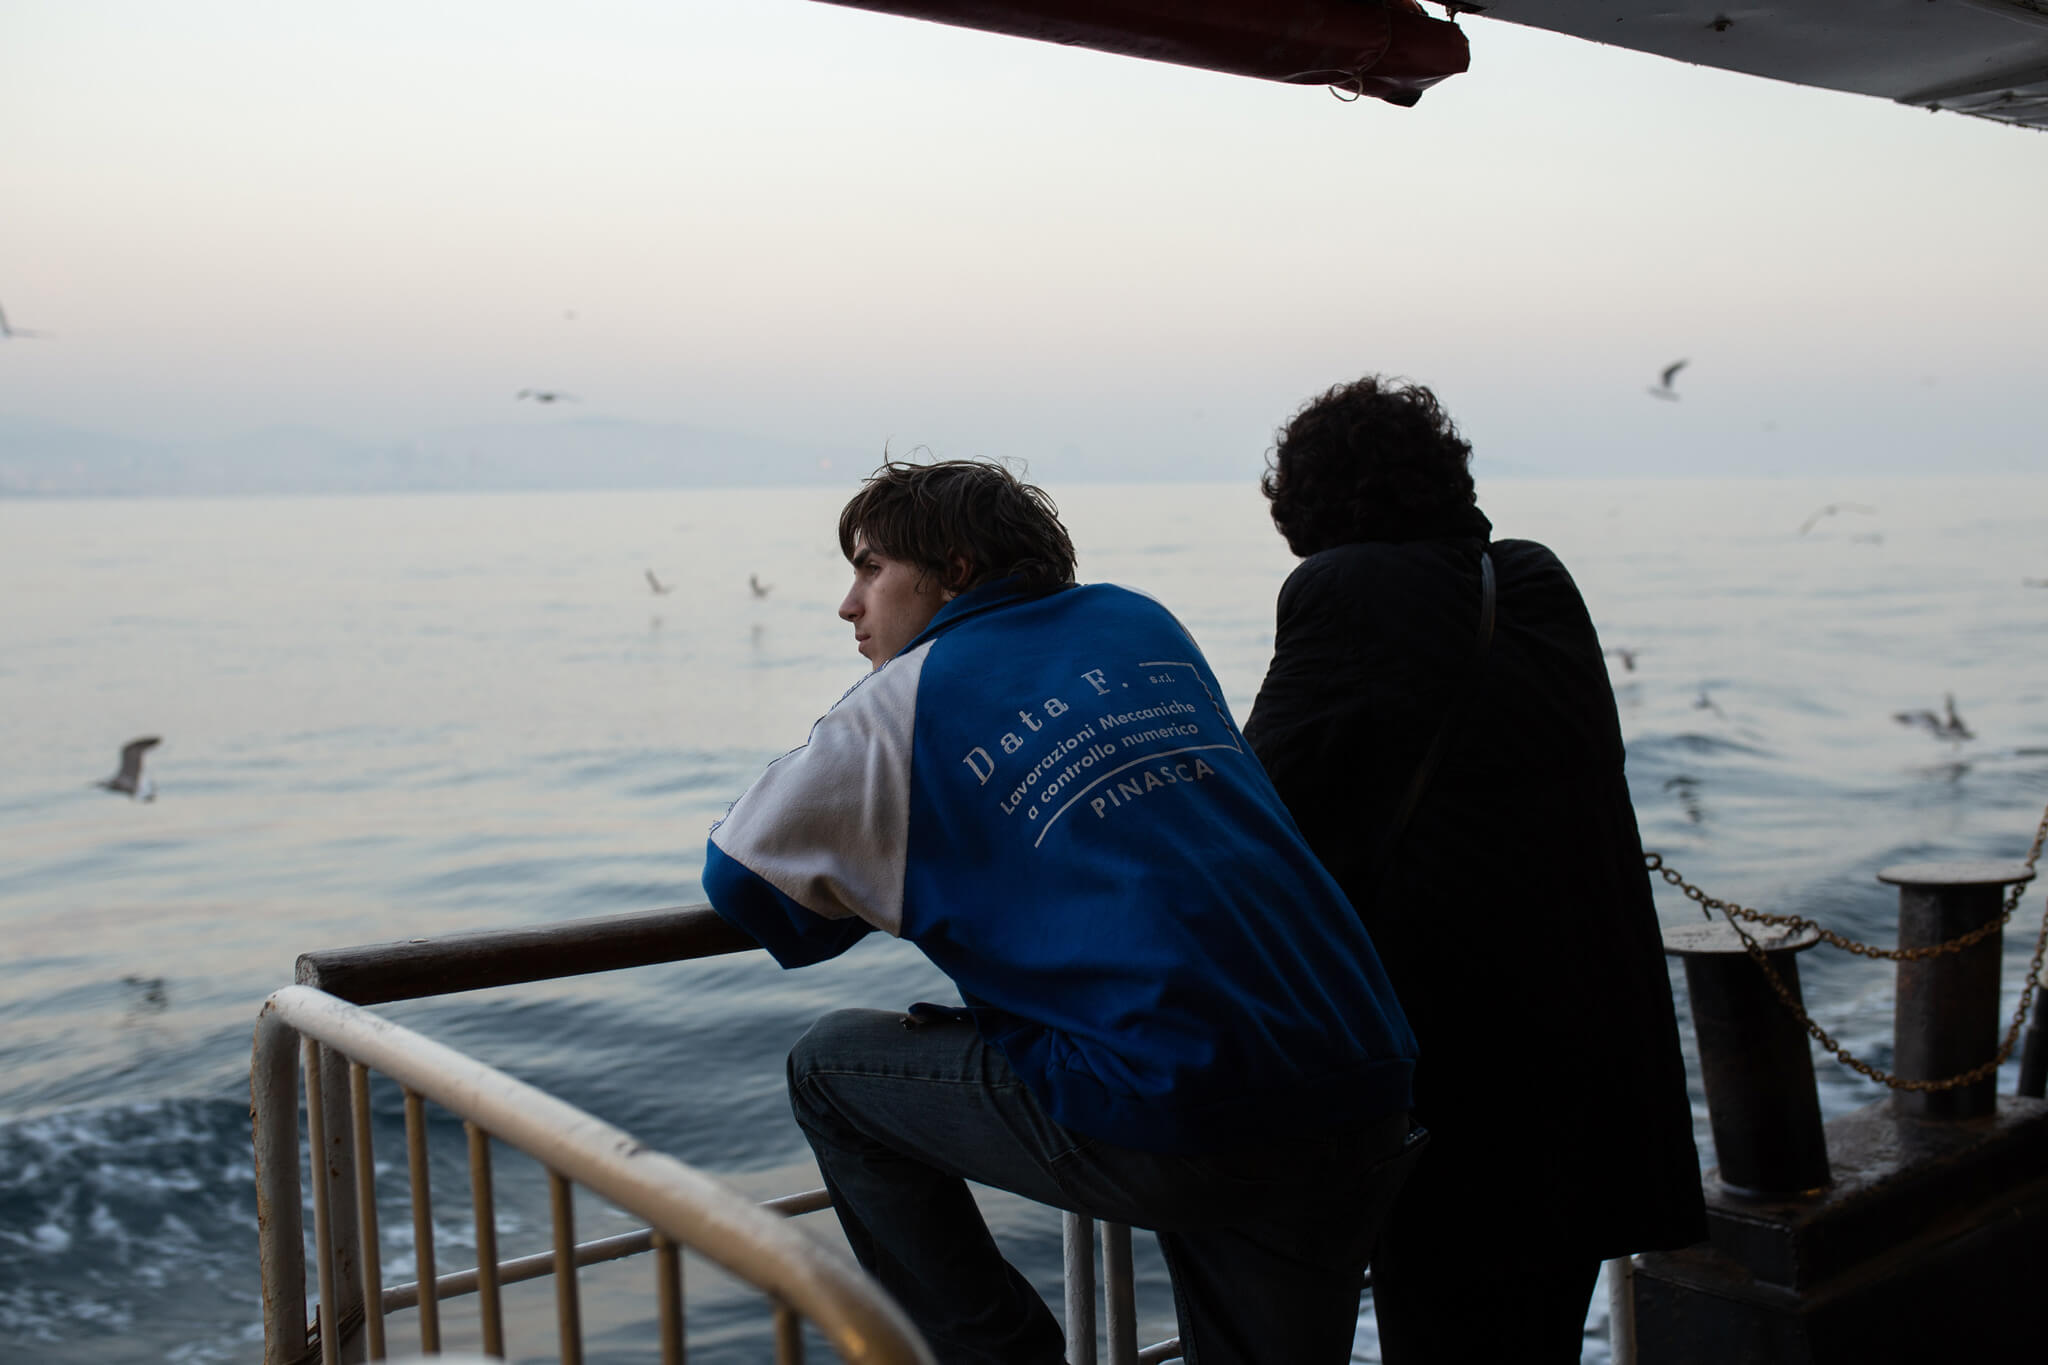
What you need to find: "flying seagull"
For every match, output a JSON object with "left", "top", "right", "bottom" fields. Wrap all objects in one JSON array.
[
  {"left": 1797, "top": 502, "right": 1877, "bottom": 536},
  {"left": 1647, "top": 360, "right": 1687, "bottom": 401},
  {"left": 1692, "top": 688, "right": 1725, "bottom": 718},
  {"left": 121, "top": 973, "right": 170, "bottom": 1012},
  {"left": 645, "top": 569, "right": 674, "bottom": 595},
  {"left": 749, "top": 574, "right": 774, "bottom": 599},
  {"left": 97, "top": 737, "right": 160, "bottom": 800},
  {"left": 1663, "top": 773, "right": 1705, "bottom": 825},
  {"left": 515, "top": 389, "right": 577, "bottom": 403},
  {"left": 1893, "top": 694, "right": 1973, "bottom": 743},
  {"left": 0, "top": 300, "right": 50, "bottom": 340},
  {"left": 1604, "top": 646, "right": 1638, "bottom": 672}
]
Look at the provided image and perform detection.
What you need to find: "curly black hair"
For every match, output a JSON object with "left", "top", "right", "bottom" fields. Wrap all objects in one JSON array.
[
  {"left": 1261, "top": 376, "right": 1477, "bottom": 556},
  {"left": 839, "top": 458, "right": 1077, "bottom": 595}
]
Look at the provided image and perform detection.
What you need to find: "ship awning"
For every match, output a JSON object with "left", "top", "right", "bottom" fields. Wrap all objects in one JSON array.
[
  {"left": 810, "top": 1, "right": 1472, "bottom": 106},
  {"left": 1486, "top": 0, "right": 2048, "bottom": 131},
  {"left": 811, "top": 0, "right": 2048, "bottom": 130}
]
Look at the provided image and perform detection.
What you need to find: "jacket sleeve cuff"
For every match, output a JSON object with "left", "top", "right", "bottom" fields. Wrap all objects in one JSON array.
[{"left": 702, "top": 838, "right": 872, "bottom": 968}]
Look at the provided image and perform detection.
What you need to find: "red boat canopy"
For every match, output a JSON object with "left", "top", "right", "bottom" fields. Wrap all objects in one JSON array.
[{"left": 813, "top": 0, "right": 1472, "bottom": 106}]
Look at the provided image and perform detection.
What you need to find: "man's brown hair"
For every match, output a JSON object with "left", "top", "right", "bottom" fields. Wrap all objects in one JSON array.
[{"left": 838, "top": 459, "right": 1077, "bottom": 594}]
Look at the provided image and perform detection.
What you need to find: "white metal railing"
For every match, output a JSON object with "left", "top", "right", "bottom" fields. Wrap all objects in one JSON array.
[
  {"left": 251, "top": 983, "right": 935, "bottom": 1365},
  {"left": 1063, "top": 1214, "right": 1178, "bottom": 1364},
  {"left": 272, "top": 905, "right": 1184, "bottom": 1363}
]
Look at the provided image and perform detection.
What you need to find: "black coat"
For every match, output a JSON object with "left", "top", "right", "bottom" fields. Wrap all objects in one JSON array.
[{"left": 1244, "top": 526, "right": 1706, "bottom": 1259}]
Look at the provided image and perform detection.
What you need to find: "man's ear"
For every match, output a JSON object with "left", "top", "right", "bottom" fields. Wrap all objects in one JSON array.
[{"left": 945, "top": 554, "right": 974, "bottom": 595}]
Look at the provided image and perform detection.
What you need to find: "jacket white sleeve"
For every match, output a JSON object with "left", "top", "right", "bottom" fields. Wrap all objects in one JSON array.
[{"left": 702, "top": 643, "right": 927, "bottom": 967}]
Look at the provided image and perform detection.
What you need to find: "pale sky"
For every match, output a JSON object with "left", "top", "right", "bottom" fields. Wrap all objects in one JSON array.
[{"left": 4, "top": 0, "right": 2045, "bottom": 478}]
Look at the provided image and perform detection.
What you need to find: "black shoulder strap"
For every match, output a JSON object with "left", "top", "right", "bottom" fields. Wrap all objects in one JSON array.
[{"left": 1373, "top": 552, "right": 1496, "bottom": 893}]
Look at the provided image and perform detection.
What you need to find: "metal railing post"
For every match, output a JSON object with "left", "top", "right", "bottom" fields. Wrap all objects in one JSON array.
[
  {"left": 253, "top": 1003, "right": 309, "bottom": 1365},
  {"left": 774, "top": 1301, "right": 805, "bottom": 1364},
  {"left": 315, "top": 1041, "right": 367, "bottom": 1362},
  {"left": 1100, "top": 1222, "right": 1136, "bottom": 1365},
  {"left": 348, "top": 1064, "right": 387, "bottom": 1360},
  {"left": 1063, "top": 1211, "right": 1098, "bottom": 1365},
  {"left": 401, "top": 1089, "right": 440, "bottom": 1353},
  {"left": 551, "top": 1171, "right": 585, "bottom": 1365},
  {"left": 305, "top": 1040, "right": 341, "bottom": 1365},
  {"left": 654, "top": 1230, "right": 686, "bottom": 1365},
  {"left": 468, "top": 1121, "right": 505, "bottom": 1358}
]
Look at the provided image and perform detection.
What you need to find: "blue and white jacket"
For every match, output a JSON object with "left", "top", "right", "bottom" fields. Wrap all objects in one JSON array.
[{"left": 704, "top": 580, "right": 1416, "bottom": 1154}]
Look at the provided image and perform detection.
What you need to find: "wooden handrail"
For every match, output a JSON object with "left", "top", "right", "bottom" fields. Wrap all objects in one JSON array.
[{"left": 295, "top": 903, "right": 758, "bottom": 1004}]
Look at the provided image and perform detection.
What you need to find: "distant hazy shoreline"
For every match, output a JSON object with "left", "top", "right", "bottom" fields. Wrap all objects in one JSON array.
[
  {"left": 6, "top": 412, "right": 2036, "bottom": 496},
  {"left": 0, "top": 412, "right": 869, "bottom": 497}
]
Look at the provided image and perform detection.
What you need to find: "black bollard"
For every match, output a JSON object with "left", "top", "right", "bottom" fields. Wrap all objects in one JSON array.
[
  {"left": 2021, "top": 987, "right": 2048, "bottom": 1100},
  {"left": 1664, "top": 919, "right": 1831, "bottom": 1196},
  {"left": 1877, "top": 861, "right": 2031, "bottom": 1120},
  {"left": 1637, "top": 872, "right": 2048, "bottom": 1364}
]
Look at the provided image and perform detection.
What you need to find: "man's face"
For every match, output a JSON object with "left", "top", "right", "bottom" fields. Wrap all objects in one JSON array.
[{"left": 839, "top": 537, "right": 949, "bottom": 670}]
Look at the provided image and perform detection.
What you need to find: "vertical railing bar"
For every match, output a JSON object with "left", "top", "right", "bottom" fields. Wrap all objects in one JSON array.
[
  {"left": 402, "top": 1089, "right": 440, "bottom": 1353},
  {"left": 653, "top": 1230, "right": 685, "bottom": 1365},
  {"left": 348, "top": 1063, "right": 388, "bottom": 1361},
  {"left": 1607, "top": 1255, "right": 1638, "bottom": 1365},
  {"left": 315, "top": 1044, "right": 366, "bottom": 1362},
  {"left": 1102, "top": 1221, "right": 1136, "bottom": 1365},
  {"left": 466, "top": 1121, "right": 505, "bottom": 1359},
  {"left": 303, "top": 1038, "right": 341, "bottom": 1365},
  {"left": 253, "top": 1007, "right": 309, "bottom": 1365},
  {"left": 773, "top": 1300, "right": 804, "bottom": 1365},
  {"left": 1063, "top": 1211, "right": 1098, "bottom": 1365},
  {"left": 550, "top": 1170, "right": 585, "bottom": 1365}
]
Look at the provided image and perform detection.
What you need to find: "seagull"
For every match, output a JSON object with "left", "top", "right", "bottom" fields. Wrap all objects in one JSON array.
[
  {"left": 515, "top": 389, "right": 577, "bottom": 403},
  {"left": 645, "top": 569, "right": 674, "bottom": 595},
  {"left": 1797, "top": 502, "right": 1877, "bottom": 536},
  {"left": 1893, "top": 694, "right": 1973, "bottom": 742},
  {"left": 1604, "top": 646, "right": 1638, "bottom": 672},
  {"left": 97, "top": 737, "right": 160, "bottom": 800},
  {"left": 749, "top": 574, "right": 773, "bottom": 599},
  {"left": 1692, "top": 688, "right": 1724, "bottom": 717},
  {"left": 121, "top": 974, "right": 169, "bottom": 1012},
  {"left": 0, "top": 300, "right": 50, "bottom": 339},
  {"left": 1647, "top": 360, "right": 1687, "bottom": 401},
  {"left": 1663, "top": 774, "right": 1705, "bottom": 824}
]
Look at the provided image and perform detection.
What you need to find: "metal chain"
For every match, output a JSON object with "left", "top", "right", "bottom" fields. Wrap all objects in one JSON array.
[{"left": 1644, "top": 799, "right": 2048, "bottom": 1092}]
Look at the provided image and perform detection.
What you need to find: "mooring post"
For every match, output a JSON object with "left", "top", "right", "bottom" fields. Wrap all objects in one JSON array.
[
  {"left": 1663, "top": 920, "right": 1831, "bottom": 1196},
  {"left": 1637, "top": 869, "right": 2048, "bottom": 1363},
  {"left": 2020, "top": 987, "right": 2048, "bottom": 1100},
  {"left": 1877, "top": 861, "right": 2031, "bottom": 1119}
]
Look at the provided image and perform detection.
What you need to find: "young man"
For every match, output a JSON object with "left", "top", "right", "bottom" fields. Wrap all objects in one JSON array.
[
  {"left": 703, "top": 459, "right": 1421, "bottom": 1365},
  {"left": 1243, "top": 377, "right": 1706, "bottom": 1363}
]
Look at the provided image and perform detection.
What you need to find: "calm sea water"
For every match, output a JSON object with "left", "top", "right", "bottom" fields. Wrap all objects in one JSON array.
[{"left": 3, "top": 476, "right": 2046, "bottom": 1363}]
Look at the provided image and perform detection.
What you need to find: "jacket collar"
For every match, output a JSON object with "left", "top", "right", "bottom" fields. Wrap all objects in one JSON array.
[
  {"left": 1349, "top": 503, "right": 1492, "bottom": 545},
  {"left": 904, "top": 576, "right": 1072, "bottom": 653}
]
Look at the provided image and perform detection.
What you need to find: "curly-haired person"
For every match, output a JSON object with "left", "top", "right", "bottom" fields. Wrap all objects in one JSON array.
[{"left": 1244, "top": 377, "right": 1706, "bottom": 1363}]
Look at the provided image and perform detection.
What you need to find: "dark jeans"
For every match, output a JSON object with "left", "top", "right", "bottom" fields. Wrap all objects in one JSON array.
[
  {"left": 788, "top": 1007, "right": 1420, "bottom": 1365},
  {"left": 1371, "top": 1136, "right": 1602, "bottom": 1364}
]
